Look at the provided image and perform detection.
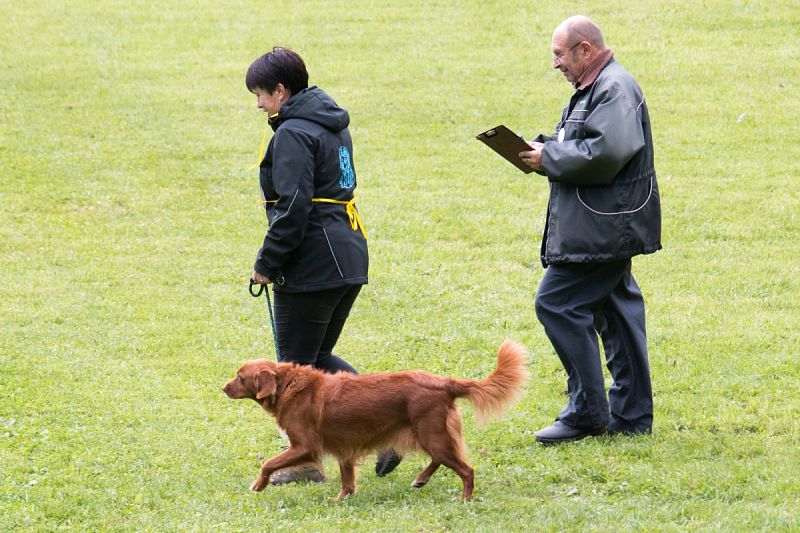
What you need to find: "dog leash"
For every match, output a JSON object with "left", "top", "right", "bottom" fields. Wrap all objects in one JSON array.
[{"left": 249, "top": 280, "right": 281, "bottom": 361}]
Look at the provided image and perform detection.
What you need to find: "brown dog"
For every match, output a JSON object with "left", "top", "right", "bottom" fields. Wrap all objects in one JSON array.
[{"left": 223, "top": 340, "right": 529, "bottom": 501}]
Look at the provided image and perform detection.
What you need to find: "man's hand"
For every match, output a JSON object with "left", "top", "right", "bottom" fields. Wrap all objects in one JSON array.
[
  {"left": 520, "top": 141, "right": 545, "bottom": 171},
  {"left": 251, "top": 270, "right": 271, "bottom": 285}
]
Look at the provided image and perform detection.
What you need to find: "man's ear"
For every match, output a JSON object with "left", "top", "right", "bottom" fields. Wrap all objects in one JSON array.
[{"left": 255, "top": 370, "right": 277, "bottom": 400}]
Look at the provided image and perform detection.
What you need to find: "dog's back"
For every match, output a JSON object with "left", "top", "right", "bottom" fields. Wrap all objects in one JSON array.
[{"left": 308, "top": 340, "right": 529, "bottom": 463}]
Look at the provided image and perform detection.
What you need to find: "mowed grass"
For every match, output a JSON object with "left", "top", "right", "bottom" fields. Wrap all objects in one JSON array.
[{"left": 2, "top": 0, "right": 799, "bottom": 530}]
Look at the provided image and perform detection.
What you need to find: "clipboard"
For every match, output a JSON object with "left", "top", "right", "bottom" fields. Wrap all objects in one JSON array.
[{"left": 476, "top": 125, "right": 535, "bottom": 174}]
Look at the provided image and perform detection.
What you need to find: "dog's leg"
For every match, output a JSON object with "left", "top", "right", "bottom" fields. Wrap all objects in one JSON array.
[
  {"left": 250, "top": 446, "right": 317, "bottom": 492},
  {"left": 448, "top": 460, "right": 475, "bottom": 502},
  {"left": 425, "top": 450, "right": 474, "bottom": 501},
  {"left": 332, "top": 458, "right": 357, "bottom": 501},
  {"left": 412, "top": 461, "right": 440, "bottom": 489},
  {"left": 414, "top": 406, "right": 475, "bottom": 501}
]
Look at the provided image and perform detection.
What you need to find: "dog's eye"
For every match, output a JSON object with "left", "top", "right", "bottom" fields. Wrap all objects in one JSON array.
[{"left": 236, "top": 376, "right": 243, "bottom": 383}]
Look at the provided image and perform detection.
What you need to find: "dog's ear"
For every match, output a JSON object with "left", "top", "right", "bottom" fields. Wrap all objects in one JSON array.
[{"left": 255, "top": 370, "right": 277, "bottom": 400}]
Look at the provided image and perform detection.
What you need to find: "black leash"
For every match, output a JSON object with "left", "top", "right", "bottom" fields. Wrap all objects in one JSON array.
[{"left": 249, "top": 280, "right": 281, "bottom": 361}]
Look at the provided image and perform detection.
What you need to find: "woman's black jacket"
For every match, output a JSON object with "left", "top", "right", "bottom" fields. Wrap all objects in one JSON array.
[{"left": 255, "top": 86, "right": 368, "bottom": 293}]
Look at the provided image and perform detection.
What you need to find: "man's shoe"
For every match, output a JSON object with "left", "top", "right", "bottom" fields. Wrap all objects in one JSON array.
[
  {"left": 375, "top": 449, "right": 403, "bottom": 477},
  {"left": 270, "top": 465, "right": 326, "bottom": 485},
  {"left": 607, "top": 425, "right": 652, "bottom": 436},
  {"left": 534, "top": 420, "right": 606, "bottom": 445}
]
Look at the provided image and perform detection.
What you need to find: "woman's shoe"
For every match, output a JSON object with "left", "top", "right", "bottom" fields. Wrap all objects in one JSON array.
[
  {"left": 375, "top": 449, "right": 403, "bottom": 477},
  {"left": 270, "top": 465, "right": 326, "bottom": 485}
]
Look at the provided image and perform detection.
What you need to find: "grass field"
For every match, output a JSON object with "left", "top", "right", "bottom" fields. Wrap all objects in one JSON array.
[{"left": 2, "top": 0, "right": 799, "bottom": 530}]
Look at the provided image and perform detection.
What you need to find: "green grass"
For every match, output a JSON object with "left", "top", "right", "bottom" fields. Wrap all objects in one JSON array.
[{"left": 2, "top": 0, "right": 799, "bottom": 530}]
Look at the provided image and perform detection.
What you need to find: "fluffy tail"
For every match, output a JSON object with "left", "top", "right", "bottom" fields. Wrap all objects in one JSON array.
[{"left": 452, "top": 340, "right": 530, "bottom": 425}]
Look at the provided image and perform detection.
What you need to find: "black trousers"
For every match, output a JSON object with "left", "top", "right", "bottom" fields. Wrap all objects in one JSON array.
[
  {"left": 535, "top": 259, "right": 653, "bottom": 432},
  {"left": 272, "top": 284, "right": 361, "bottom": 374}
]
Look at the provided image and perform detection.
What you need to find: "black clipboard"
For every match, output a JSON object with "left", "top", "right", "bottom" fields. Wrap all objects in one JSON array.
[{"left": 476, "top": 125, "right": 534, "bottom": 174}]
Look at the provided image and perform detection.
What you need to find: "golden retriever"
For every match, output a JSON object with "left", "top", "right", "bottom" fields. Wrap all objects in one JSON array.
[{"left": 223, "top": 340, "right": 529, "bottom": 501}]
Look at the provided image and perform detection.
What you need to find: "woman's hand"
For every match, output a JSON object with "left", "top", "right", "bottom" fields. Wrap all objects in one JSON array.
[{"left": 251, "top": 270, "right": 271, "bottom": 285}]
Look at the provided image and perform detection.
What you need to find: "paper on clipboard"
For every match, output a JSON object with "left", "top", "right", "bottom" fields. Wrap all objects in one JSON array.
[{"left": 476, "top": 125, "right": 535, "bottom": 174}]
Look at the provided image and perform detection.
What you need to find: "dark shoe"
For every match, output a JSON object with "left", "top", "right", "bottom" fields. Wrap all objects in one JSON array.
[
  {"left": 534, "top": 420, "right": 606, "bottom": 445},
  {"left": 375, "top": 449, "right": 403, "bottom": 477},
  {"left": 607, "top": 425, "right": 652, "bottom": 436},
  {"left": 270, "top": 465, "right": 326, "bottom": 485}
]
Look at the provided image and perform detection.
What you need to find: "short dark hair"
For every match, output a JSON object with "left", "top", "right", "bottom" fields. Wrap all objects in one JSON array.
[{"left": 245, "top": 47, "right": 309, "bottom": 94}]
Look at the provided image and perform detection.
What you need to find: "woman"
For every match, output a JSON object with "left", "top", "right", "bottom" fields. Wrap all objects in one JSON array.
[{"left": 246, "top": 48, "right": 400, "bottom": 482}]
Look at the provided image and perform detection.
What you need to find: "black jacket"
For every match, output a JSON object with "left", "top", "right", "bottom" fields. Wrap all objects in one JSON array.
[
  {"left": 536, "top": 60, "right": 662, "bottom": 266},
  {"left": 255, "top": 86, "right": 368, "bottom": 292}
]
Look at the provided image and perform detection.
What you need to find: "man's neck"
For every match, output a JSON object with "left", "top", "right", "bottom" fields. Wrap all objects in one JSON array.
[{"left": 575, "top": 48, "right": 614, "bottom": 90}]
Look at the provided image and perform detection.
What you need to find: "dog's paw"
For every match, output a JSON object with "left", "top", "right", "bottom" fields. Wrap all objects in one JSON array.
[
  {"left": 330, "top": 488, "right": 355, "bottom": 501},
  {"left": 250, "top": 476, "right": 268, "bottom": 492}
]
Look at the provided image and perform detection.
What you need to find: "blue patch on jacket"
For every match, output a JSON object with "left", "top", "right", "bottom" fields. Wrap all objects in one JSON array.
[{"left": 338, "top": 146, "right": 355, "bottom": 189}]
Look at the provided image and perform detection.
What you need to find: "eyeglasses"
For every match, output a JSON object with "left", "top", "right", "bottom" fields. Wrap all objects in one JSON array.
[{"left": 553, "top": 42, "right": 582, "bottom": 66}]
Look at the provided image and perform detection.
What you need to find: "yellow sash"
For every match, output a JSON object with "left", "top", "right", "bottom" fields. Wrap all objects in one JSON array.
[{"left": 261, "top": 197, "right": 367, "bottom": 239}]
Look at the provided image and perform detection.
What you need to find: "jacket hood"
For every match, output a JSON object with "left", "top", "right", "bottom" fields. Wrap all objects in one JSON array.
[{"left": 269, "top": 86, "right": 350, "bottom": 132}]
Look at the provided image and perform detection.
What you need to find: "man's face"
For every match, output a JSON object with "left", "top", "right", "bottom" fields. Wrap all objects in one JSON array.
[{"left": 551, "top": 31, "right": 587, "bottom": 85}]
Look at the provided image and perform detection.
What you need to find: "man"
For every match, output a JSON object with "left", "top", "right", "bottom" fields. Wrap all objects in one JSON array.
[{"left": 519, "top": 16, "right": 661, "bottom": 444}]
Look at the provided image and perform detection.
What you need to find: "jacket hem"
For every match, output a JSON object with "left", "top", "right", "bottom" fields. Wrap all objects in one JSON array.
[
  {"left": 542, "top": 244, "right": 661, "bottom": 265},
  {"left": 273, "top": 276, "right": 368, "bottom": 294}
]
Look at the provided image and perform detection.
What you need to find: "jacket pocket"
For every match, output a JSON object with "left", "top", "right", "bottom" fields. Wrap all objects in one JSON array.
[
  {"left": 320, "top": 222, "right": 368, "bottom": 281},
  {"left": 564, "top": 109, "right": 588, "bottom": 140},
  {"left": 576, "top": 173, "right": 654, "bottom": 216},
  {"left": 322, "top": 227, "right": 345, "bottom": 279}
]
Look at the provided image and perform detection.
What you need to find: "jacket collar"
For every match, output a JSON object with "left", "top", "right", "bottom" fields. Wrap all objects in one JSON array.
[{"left": 574, "top": 48, "right": 614, "bottom": 90}]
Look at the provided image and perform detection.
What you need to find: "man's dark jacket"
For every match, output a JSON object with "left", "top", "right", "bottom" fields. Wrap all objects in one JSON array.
[
  {"left": 255, "top": 86, "right": 368, "bottom": 292},
  {"left": 536, "top": 59, "right": 661, "bottom": 266}
]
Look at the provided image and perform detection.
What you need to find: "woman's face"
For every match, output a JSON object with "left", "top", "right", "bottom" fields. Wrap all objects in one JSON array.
[{"left": 253, "top": 84, "right": 288, "bottom": 116}]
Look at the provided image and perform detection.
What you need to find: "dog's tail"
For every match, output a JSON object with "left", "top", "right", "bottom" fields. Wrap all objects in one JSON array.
[{"left": 451, "top": 340, "right": 530, "bottom": 425}]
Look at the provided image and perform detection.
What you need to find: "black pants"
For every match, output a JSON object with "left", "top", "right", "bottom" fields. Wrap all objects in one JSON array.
[
  {"left": 535, "top": 259, "right": 653, "bottom": 432},
  {"left": 272, "top": 284, "right": 361, "bottom": 374}
]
